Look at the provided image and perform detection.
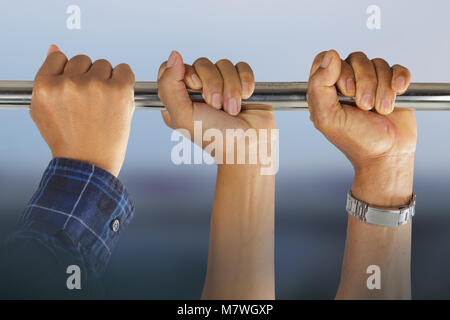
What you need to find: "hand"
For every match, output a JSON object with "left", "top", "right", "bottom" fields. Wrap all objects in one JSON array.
[
  {"left": 158, "top": 53, "right": 276, "bottom": 299},
  {"left": 307, "top": 50, "right": 417, "bottom": 206},
  {"left": 158, "top": 51, "right": 277, "bottom": 168},
  {"left": 30, "top": 45, "right": 135, "bottom": 177}
]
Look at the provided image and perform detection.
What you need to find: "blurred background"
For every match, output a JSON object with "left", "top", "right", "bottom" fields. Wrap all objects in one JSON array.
[{"left": 0, "top": 0, "right": 450, "bottom": 299}]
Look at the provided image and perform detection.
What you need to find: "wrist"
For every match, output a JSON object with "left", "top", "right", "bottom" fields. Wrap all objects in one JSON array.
[
  {"left": 352, "top": 154, "right": 415, "bottom": 207},
  {"left": 214, "top": 163, "right": 275, "bottom": 231}
]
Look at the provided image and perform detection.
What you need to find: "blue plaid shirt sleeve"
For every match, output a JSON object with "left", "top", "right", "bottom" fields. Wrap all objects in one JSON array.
[{"left": 1, "top": 158, "right": 134, "bottom": 298}]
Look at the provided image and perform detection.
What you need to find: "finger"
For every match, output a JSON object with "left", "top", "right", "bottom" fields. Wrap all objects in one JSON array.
[
  {"left": 36, "top": 45, "right": 68, "bottom": 78},
  {"left": 346, "top": 51, "right": 377, "bottom": 110},
  {"left": 307, "top": 50, "right": 342, "bottom": 130},
  {"left": 111, "top": 63, "right": 135, "bottom": 85},
  {"left": 46, "top": 44, "right": 60, "bottom": 57},
  {"left": 88, "top": 59, "right": 113, "bottom": 79},
  {"left": 158, "top": 51, "right": 193, "bottom": 130},
  {"left": 184, "top": 64, "right": 202, "bottom": 90},
  {"left": 161, "top": 110, "right": 173, "bottom": 128},
  {"left": 391, "top": 64, "right": 411, "bottom": 94},
  {"left": 373, "top": 58, "right": 396, "bottom": 115},
  {"left": 309, "top": 51, "right": 327, "bottom": 78},
  {"left": 158, "top": 61, "right": 168, "bottom": 80},
  {"left": 216, "top": 59, "right": 242, "bottom": 116},
  {"left": 235, "top": 62, "right": 255, "bottom": 99},
  {"left": 193, "top": 57, "right": 223, "bottom": 109},
  {"left": 336, "top": 60, "right": 356, "bottom": 97},
  {"left": 160, "top": 62, "right": 202, "bottom": 90},
  {"left": 63, "top": 54, "right": 92, "bottom": 75}
]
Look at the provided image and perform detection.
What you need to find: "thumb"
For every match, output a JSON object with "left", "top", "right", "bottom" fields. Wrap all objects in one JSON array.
[
  {"left": 46, "top": 44, "right": 60, "bottom": 57},
  {"left": 158, "top": 51, "right": 194, "bottom": 131},
  {"left": 307, "top": 50, "right": 342, "bottom": 129}
]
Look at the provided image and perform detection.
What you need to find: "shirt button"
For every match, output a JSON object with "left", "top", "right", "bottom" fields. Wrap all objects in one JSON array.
[{"left": 111, "top": 219, "right": 120, "bottom": 232}]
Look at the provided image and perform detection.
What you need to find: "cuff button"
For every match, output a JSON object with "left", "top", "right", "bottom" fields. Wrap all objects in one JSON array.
[{"left": 111, "top": 219, "right": 120, "bottom": 232}]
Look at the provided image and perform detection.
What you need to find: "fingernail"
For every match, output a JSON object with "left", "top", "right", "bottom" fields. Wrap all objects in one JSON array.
[
  {"left": 381, "top": 98, "right": 392, "bottom": 113},
  {"left": 242, "top": 83, "right": 249, "bottom": 97},
  {"left": 320, "top": 51, "right": 332, "bottom": 68},
  {"left": 362, "top": 94, "right": 374, "bottom": 108},
  {"left": 212, "top": 93, "right": 222, "bottom": 108},
  {"left": 346, "top": 78, "right": 356, "bottom": 94},
  {"left": 226, "top": 98, "right": 238, "bottom": 115},
  {"left": 191, "top": 74, "right": 201, "bottom": 87},
  {"left": 396, "top": 77, "right": 406, "bottom": 91},
  {"left": 167, "top": 51, "right": 177, "bottom": 68}
]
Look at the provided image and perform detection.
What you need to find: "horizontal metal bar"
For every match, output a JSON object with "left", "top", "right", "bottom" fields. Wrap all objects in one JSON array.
[{"left": 1, "top": 81, "right": 450, "bottom": 111}]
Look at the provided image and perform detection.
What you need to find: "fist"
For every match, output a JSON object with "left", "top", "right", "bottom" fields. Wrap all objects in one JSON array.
[
  {"left": 30, "top": 45, "right": 135, "bottom": 176},
  {"left": 158, "top": 51, "right": 276, "bottom": 167},
  {"left": 307, "top": 50, "right": 417, "bottom": 169}
]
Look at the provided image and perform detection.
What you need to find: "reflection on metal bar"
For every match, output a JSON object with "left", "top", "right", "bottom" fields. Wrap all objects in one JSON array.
[{"left": 1, "top": 81, "right": 450, "bottom": 110}]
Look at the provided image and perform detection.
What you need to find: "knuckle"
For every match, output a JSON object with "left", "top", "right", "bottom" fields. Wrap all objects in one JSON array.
[
  {"left": 61, "top": 76, "right": 78, "bottom": 90},
  {"left": 33, "top": 81, "right": 53, "bottom": 102},
  {"left": 93, "top": 59, "right": 112, "bottom": 68},
  {"left": 392, "top": 64, "right": 406, "bottom": 70},
  {"left": 33, "top": 78, "right": 54, "bottom": 98},
  {"left": 393, "top": 64, "right": 410, "bottom": 75},
  {"left": 71, "top": 54, "right": 92, "bottom": 64},
  {"left": 372, "top": 57, "right": 387, "bottom": 65},
  {"left": 194, "top": 57, "right": 211, "bottom": 67},
  {"left": 235, "top": 61, "right": 250, "bottom": 70},
  {"left": 89, "top": 76, "right": 105, "bottom": 87},
  {"left": 308, "top": 76, "right": 322, "bottom": 90},
  {"left": 348, "top": 51, "right": 367, "bottom": 61},
  {"left": 50, "top": 51, "right": 68, "bottom": 61},
  {"left": 117, "top": 63, "right": 135, "bottom": 78},
  {"left": 216, "top": 58, "right": 233, "bottom": 66},
  {"left": 158, "top": 74, "right": 171, "bottom": 90},
  {"left": 117, "top": 62, "right": 131, "bottom": 70}
]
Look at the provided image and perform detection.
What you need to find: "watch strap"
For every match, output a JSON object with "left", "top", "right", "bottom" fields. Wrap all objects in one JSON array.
[{"left": 346, "top": 191, "right": 416, "bottom": 227}]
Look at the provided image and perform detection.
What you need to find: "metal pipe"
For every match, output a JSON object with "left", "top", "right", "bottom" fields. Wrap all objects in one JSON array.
[{"left": 1, "top": 81, "right": 450, "bottom": 110}]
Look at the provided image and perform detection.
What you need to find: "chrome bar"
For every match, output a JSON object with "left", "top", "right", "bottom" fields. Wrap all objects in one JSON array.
[{"left": 1, "top": 81, "right": 450, "bottom": 110}]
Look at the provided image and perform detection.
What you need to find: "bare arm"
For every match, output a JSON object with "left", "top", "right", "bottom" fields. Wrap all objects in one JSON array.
[
  {"left": 157, "top": 51, "right": 276, "bottom": 300},
  {"left": 202, "top": 165, "right": 275, "bottom": 299},
  {"left": 307, "top": 50, "right": 416, "bottom": 300},
  {"left": 336, "top": 156, "right": 414, "bottom": 299}
]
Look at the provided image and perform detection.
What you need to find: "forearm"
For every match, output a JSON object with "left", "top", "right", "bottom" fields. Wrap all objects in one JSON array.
[
  {"left": 202, "top": 164, "right": 275, "bottom": 300},
  {"left": 336, "top": 155, "right": 414, "bottom": 300}
]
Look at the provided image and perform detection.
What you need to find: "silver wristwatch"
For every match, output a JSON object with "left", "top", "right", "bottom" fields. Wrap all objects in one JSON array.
[{"left": 346, "top": 191, "right": 416, "bottom": 227}]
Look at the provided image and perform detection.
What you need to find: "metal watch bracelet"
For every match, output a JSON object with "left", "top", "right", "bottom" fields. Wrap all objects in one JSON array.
[{"left": 346, "top": 191, "right": 416, "bottom": 227}]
